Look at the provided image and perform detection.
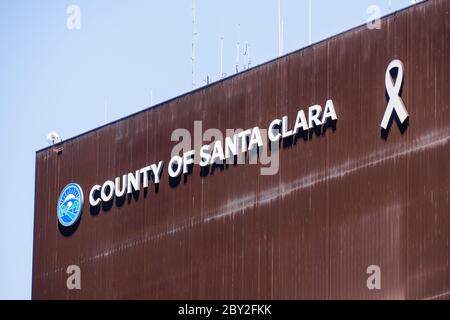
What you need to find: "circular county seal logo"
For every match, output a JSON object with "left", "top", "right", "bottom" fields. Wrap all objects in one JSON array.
[{"left": 57, "top": 183, "right": 84, "bottom": 227}]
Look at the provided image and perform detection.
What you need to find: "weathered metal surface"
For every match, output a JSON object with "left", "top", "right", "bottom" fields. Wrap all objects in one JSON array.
[{"left": 33, "top": 0, "right": 450, "bottom": 299}]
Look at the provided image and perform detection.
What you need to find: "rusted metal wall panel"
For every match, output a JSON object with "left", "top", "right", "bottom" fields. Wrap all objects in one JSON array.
[{"left": 33, "top": 0, "right": 450, "bottom": 299}]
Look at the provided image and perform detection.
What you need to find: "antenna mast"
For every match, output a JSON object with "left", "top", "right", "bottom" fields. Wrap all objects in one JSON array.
[
  {"left": 191, "top": 0, "right": 197, "bottom": 89},
  {"left": 243, "top": 41, "right": 251, "bottom": 70},
  {"left": 236, "top": 24, "right": 240, "bottom": 73},
  {"left": 220, "top": 36, "right": 224, "bottom": 79},
  {"left": 308, "top": 0, "right": 312, "bottom": 45},
  {"left": 278, "top": 0, "right": 281, "bottom": 56},
  {"left": 278, "top": 0, "right": 284, "bottom": 57}
]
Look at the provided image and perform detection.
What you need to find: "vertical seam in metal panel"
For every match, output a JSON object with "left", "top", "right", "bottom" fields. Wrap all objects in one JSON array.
[
  {"left": 326, "top": 40, "right": 331, "bottom": 300},
  {"left": 405, "top": 6, "right": 410, "bottom": 299}
]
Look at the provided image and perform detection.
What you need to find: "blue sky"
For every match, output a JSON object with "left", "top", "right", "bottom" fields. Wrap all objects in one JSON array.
[{"left": 0, "top": 0, "right": 418, "bottom": 299}]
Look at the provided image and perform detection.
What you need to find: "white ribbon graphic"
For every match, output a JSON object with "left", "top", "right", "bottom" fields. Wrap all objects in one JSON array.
[{"left": 380, "top": 59, "right": 409, "bottom": 130}]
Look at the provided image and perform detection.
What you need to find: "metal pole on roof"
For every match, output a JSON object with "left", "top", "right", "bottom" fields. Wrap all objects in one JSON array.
[
  {"left": 191, "top": 0, "right": 197, "bottom": 88},
  {"left": 309, "top": 0, "right": 312, "bottom": 45}
]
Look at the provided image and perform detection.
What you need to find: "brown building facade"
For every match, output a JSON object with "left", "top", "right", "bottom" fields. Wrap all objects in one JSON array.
[{"left": 33, "top": 0, "right": 450, "bottom": 299}]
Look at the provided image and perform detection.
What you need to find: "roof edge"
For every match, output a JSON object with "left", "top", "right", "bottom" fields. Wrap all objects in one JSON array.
[{"left": 36, "top": 0, "right": 429, "bottom": 154}]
